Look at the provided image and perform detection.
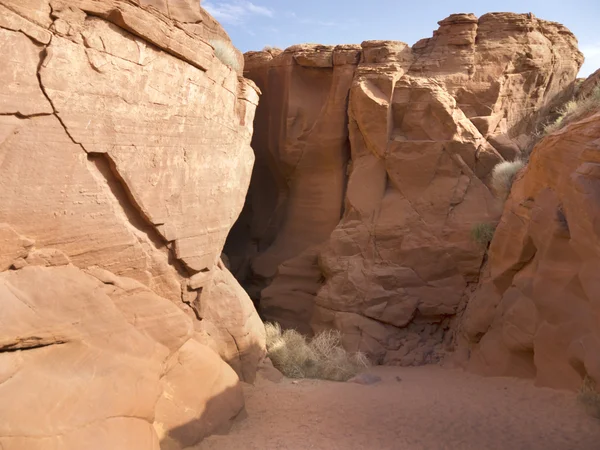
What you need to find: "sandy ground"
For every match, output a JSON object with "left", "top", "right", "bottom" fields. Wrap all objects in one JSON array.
[{"left": 198, "top": 366, "right": 600, "bottom": 450}]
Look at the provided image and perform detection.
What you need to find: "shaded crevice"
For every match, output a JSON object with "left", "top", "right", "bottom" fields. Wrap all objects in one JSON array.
[
  {"left": 87, "top": 153, "right": 191, "bottom": 281},
  {"left": 227, "top": 329, "right": 242, "bottom": 360},
  {"left": 0, "top": 337, "right": 68, "bottom": 353},
  {"left": 87, "top": 154, "right": 165, "bottom": 246},
  {"left": 492, "top": 236, "right": 537, "bottom": 293},
  {"left": 183, "top": 288, "right": 203, "bottom": 321},
  {"left": 0, "top": 111, "right": 53, "bottom": 118},
  {"left": 33, "top": 25, "right": 195, "bottom": 305},
  {"left": 35, "top": 46, "right": 86, "bottom": 152}
]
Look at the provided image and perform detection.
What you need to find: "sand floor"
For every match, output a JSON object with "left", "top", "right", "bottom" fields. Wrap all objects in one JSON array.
[{"left": 198, "top": 366, "right": 600, "bottom": 450}]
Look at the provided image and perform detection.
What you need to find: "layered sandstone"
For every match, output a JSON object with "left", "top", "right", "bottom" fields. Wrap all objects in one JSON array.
[
  {"left": 225, "top": 44, "right": 361, "bottom": 332},
  {"left": 230, "top": 13, "right": 583, "bottom": 363},
  {"left": 0, "top": 0, "right": 264, "bottom": 447},
  {"left": 460, "top": 112, "right": 600, "bottom": 390}
]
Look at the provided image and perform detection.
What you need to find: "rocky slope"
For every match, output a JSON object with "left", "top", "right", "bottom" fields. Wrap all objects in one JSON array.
[
  {"left": 460, "top": 111, "right": 600, "bottom": 390},
  {"left": 0, "top": 0, "right": 265, "bottom": 448},
  {"left": 227, "top": 13, "right": 584, "bottom": 364}
]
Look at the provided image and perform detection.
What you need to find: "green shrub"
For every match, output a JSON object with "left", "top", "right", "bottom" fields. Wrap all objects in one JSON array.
[
  {"left": 210, "top": 39, "right": 241, "bottom": 72},
  {"left": 578, "top": 376, "right": 600, "bottom": 419},
  {"left": 544, "top": 86, "right": 600, "bottom": 135},
  {"left": 265, "top": 322, "right": 369, "bottom": 381},
  {"left": 471, "top": 223, "right": 496, "bottom": 247},
  {"left": 491, "top": 159, "right": 525, "bottom": 200}
]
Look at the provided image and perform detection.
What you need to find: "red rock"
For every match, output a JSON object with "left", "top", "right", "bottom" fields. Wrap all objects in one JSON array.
[
  {"left": 0, "top": 264, "right": 242, "bottom": 449},
  {"left": 0, "top": 0, "right": 264, "bottom": 447},
  {"left": 226, "top": 44, "right": 359, "bottom": 301},
  {"left": 461, "top": 113, "right": 600, "bottom": 390},
  {"left": 231, "top": 13, "right": 583, "bottom": 364},
  {"left": 0, "top": 224, "right": 34, "bottom": 271},
  {"left": 578, "top": 68, "right": 600, "bottom": 99}
]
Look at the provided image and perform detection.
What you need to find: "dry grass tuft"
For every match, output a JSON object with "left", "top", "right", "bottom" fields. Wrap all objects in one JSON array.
[
  {"left": 265, "top": 322, "right": 369, "bottom": 381},
  {"left": 544, "top": 86, "right": 600, "bottom": 135},
  {"left": 210, "top": 39, "right": 241, "bottom": 72},
  {"left": 471, "top": 223, "right": 496, "bottom": 247},
  {"left": 262, "top": 45, "right": 283, "bottom": 53},
  {"left": 579, "top": 376, "right": 600, "bottom": 419},
  {"left": 491, "top": 160, "right": 525, "bottom": 200}
]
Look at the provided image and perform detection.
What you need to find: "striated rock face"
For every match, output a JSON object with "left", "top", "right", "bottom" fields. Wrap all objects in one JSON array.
[
  {"left": 229, "top": 13, "right": 583, "bottom": 364},
  {"left": 0, "top": 0, "right": 264, "bottom": 447},
  {"left": 460, "top": 112, "right": 600, "bottom": 390},
  {"left": 225, "top": 44, "right": 361, "bottom": 332}
]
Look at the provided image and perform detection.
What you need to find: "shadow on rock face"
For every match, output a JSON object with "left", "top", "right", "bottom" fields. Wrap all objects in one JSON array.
[
  {"left": 158, "top": 384, "right": 248, "bottom": 450},
  {"left": 157, "top": 340, "right": 268, "bottom": 450}
]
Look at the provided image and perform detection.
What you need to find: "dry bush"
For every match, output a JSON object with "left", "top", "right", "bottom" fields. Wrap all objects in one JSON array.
[
  {"left": 210, "top": 39, "right": 241, "bottom": 72},
  {"left": 579, "top": 377, "right": 600, "bottom": 419},
  {"left": 262, "top": 45, "right": 283, "bottom": 52},
  {"left": 544, "top": 86, "right": 600, "bottom": 135},
  {"left": 471, "top": 223, "right": 496, "bottom": 247},
  {"left": 491, "top": 159, "right": 525, "bottom": 200},
  {"left": 265, "top": 322, "right": 369, "bottom": 381}
]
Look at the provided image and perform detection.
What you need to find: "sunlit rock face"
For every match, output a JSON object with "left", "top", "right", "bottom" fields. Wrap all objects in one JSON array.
[
  {"left": 461, "top": 112, "right": 600, "bottom": 390},
  {"left": 231, "top": 12, "right": 583, "bottom": 364},
  {"left": 0, "top": 0, "right": 265, "bottom": 447}
]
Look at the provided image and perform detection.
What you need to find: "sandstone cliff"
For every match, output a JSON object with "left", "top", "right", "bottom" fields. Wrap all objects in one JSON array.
[
  {"left": 0, "top": 0, "right": 264, "bottom": 448},
  {"left": 229, "top": 13, "right": 583, "bottom": 364},
  {"left": 460, "top": 111, "right": 600, "bottom": 390}
]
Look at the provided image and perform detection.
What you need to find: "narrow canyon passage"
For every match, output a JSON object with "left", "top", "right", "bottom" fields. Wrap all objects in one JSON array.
[
  {"left": 2, "top": 1, "right": 600, "bottom": 448},
  {"left": 199, "top": 366, "right": 600, "bottom": 450}
]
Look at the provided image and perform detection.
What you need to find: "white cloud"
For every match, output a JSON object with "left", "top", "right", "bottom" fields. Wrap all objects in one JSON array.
[
  {"left": 296, "top": 16, "right": 358, "bottom": 29},
  {"left": 203, "top": 1, "right": 273, "bottom": 25},
  {"left": 245, "top": 2, "right": 273, "bottom": 17}
]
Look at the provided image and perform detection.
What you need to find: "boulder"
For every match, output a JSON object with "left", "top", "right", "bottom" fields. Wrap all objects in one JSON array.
[
  {"left": 0, "top": 0, "right": 264, "bottom": 446},
  {"left": 461, "top": 113, "right": 600, "bottom": 390},
  {"left": 0, "top": 264, "right": 243, "bottom": 449}
]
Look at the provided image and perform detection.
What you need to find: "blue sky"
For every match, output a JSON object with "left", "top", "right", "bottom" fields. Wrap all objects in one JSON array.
[{"left": 202, "top": 0, "right": 599, "bottom": 77}]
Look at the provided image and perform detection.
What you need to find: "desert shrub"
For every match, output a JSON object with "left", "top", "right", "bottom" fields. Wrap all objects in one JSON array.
[
  {"left": 265, "top": 322, "right": 369, "bottom": 381},
  {"left": 578, "top": 376, "right": 600, "bottom": 419},
  {"left": 262, "top": 45, "right": 283, "bottom": 52},
  {"left": 544, "top": 86, "right": 600, "bottom": 135},
  {"left": 210, "top": 39, "right": 241, "bottom": 72},
  {"left": 491, "top": 159, "right": 525, "bottom": 200},
  {"left": 471, "top": 223, "right": 496, "bottom": 247}
]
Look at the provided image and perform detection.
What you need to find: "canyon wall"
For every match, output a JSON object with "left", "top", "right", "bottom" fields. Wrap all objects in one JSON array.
[
  {"left": 225, "top": 44, "right": 361, "bottom": 333},
  {"left": 0, "top": 0, "right": 264, "bottom": 448},
  {"left": 230, "top": 13, "right": 583, "bottom": 363},
  {"left": 461, "top": 112, "right": 600, "bottom": 390}
]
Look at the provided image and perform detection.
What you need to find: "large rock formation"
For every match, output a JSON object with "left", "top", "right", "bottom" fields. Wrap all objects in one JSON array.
[
  {"left": 228, "top": 13, "right": 583, "bottom": 363},
  {"left": 0, "top": 261, "right": 243, "bottom": 449},
  {"left": 460, "top": 112, "right": 600, "bottom": 390},
  {"left": 225, "top": 44, "right": 361, "bottom": 333},
  {"left": 0, "top": 0, "right": 264, "bottom": 448}
]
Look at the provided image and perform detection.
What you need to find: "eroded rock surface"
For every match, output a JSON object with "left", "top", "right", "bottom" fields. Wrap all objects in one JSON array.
[
  {"left": 0, "top": 264, "right": 243, "bottom": 450},
  {"left": 229, "top": 13, "right": 583, "bottom": 363},
  {"left": 225, "top": 44, "right": 359, "bottom": 307},
  {"left": 0, "top": 0, "right": 264, "bottom": 447},
  {"left": 460, "top": 112, "right": 600, "bottom": 390}
]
